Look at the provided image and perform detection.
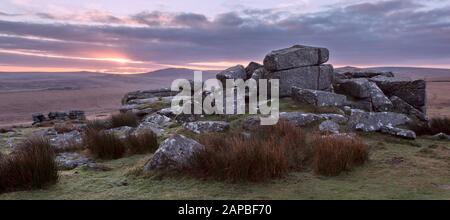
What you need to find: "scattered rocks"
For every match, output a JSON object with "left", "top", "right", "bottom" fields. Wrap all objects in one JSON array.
[
  {"left": 48, "top": 130, "right": 83, "bottom": 151},
  {"left": 143, "top": 134, "right": 204, "bottom": 171},
  {"left": 264, "top": 45, "right": 329, "bottom": 71},
  {"left": 380, "top": 126, "right": 416, "bottom": 140},
  {"left": 48, "top": 111, "right": 69, "bottom": 120},
  {"left": 292, "top": 87, "right": 347, "bottom": 107},
  {"left": 184, "top": 121, "right": 230, "bottom": 134},
  {"left": 319, "top": 120, "right": 340, "bottom": 134},
  {"left": 32, "top": 110, "right": 86, "bottom": 126},
  {"left": 68, "top": 110, "right": 86, "bottom": 120}
]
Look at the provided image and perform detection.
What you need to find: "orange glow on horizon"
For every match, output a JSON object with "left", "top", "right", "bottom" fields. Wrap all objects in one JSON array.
[{"left": 0, "top": 49, "right": 145, "bottom": 64}]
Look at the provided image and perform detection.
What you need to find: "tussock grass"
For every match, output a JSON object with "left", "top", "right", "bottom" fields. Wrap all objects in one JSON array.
[
  {"left": 0, "top": 137, "right": 58, "bottom": 193},
  {"left": 189, "top": 121, "right": 310, "bottom": 182},
  {"left": 125, "top": 129, "right": 158, "bottom": 154},
  {"left": 312, "top": 135, "right": 369, "bottom": 176},
  {"left": 84, "top": 129, "right": 125, "bottom": 159},
  {"left": 110, "top": 112, "right": 139, "bottom": 128}
]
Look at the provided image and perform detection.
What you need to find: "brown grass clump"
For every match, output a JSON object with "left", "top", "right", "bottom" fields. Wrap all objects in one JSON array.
[
  {"left": 110, "top": 112, "right": 139, "bottom": 128},
  {"left": 312, "top": 135, "right": 369, "bottom": 176},
  {"left": 125, "top": 129, "right": 158, "bottom": 154},
  {"left": 0, "top": 137, "right": 58, "bottom": 193},
  {"left": 84, "top": 128, "right": 125, "bottom": 159},
  {"left": 189, "top": 121, "right": 311, "bottom": 182},
  {"left": 86, "top": 119, "right": 111, "bottom": 130}
]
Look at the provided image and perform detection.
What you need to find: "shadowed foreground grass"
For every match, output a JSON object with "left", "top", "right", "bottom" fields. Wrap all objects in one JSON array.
[{"left": 0, "top": 133, "right": 449, "bottom": 200}]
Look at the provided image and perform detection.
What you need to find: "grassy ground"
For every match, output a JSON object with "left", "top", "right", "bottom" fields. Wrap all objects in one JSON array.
[{"left": 1, "top": 131, "right": 449, "bottom": 200}]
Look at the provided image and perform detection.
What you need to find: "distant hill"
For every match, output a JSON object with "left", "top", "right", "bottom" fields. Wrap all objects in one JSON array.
[
  {"left": 335, "top": 66, "right": 450, "bottom": 81},
  {"left": 136, "top": 68, "right": 219, "bottom": 79}
]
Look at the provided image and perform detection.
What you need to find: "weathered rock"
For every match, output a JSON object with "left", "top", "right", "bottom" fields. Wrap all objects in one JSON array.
[
  {"left": 48, "top": 130, "right": 83, "bottom": 151},
  {"left": 279, "top": 112, "right": 322, "bottom": 126},
  {"left": 143, "top": 134, "right": 204, "bottom": 171},
  {"left": 264, "top": 45, "right": 329, "bottom": 71},
  {"left": 184, "top": 121, "right": 230, "bottom": 134},
  {"left": 216, "top": 65, "right": 247, "bottom": 84},
  {"left": 122, "top": 88, "right": 178, "bottom": 105},
  {"left": 56, "top": 152, "right": 94, "bottom": 170},
  {"left": 380, "top": 126, "right": 416, "bottom": 140},
  {"left": 136, "top": 122, "right": 165, "bottom": 137},
  {"left": 337, "top": 78, "right": 392, "bottom": 111},
  {"left": 143, "top": 113, "right": 172, "bottom": 127},
  {"left": 267, "top": 65, "right": 333, "bottom": 96},
  {"left": 319, "top": 120, "right": 340, "bottom": 134},
  {"left": 292, "top": 87, "right": 347, "bottom": 107},
  {"left": 345, "top": 98, "right": 373, "bottom": 112},
  {"left": 390, "top": 96, "right": 427, "bottom": 121},
  {"left": 431, "top": 133, "right": 450, "bottom": 141},
  {"left": 369, "top": 76, "right": 426, "bottom": 112},
  {"left": 319, "top": 114, "right": 348, "bottom": 124},
  {"left": 68, "top": 110, "right": 86, "bottom": 121},
  {"left": 245, "top": 62, "right": 263, "bottom": 79},
  {"left": 348, "top": 110, "right": 411, "bottom": 132},
  {"left": 32, "top": 113, "right": 46, "bottom": 124},
  {"left": 251, "top": 67, "right": 267, "bottom": 81},
  {"left": 367, "top": 82, "right": 393, "bottom": 112},
  {"left": 338, "top": 78, "right": 371, "bottom": 98},
  {"left": 48, "top": 111, "right": 68, "bottom": 120},
  {"left": 106, "top": 126, "right": 135, "bottom": 139}
]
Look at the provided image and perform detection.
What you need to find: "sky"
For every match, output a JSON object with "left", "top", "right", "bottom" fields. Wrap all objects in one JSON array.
[{"left": 0, "top": 0, "right": 450, "bottom": 73}]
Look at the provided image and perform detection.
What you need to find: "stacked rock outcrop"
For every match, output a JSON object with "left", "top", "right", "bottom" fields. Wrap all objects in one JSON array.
[{"left": 216, "top": 45, "right": 334, "bottom": 97}]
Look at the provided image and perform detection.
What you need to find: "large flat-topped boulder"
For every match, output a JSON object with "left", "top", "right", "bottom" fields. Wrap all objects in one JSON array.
[
  {"left": 292, "top": 87, "right": 346, "bottom": 107},
  {"left": 369, "top": 76, "right": 426, "bottom": 112},
  {"left": 216, "top": 65, "right": 247, "bottom": 84},
  {"left": 264, "top": 45, "right": 329, "bottom": 71},
  {"left": 266, "top": 64, "right": 333, "bottom": 96}
]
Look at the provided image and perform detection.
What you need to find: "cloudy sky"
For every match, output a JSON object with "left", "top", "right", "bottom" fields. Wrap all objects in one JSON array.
[{"left": 0, "top": 0, "right": 449, "bottom": 73}]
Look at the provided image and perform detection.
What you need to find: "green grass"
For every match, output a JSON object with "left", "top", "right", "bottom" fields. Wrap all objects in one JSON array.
[{"left": 1, "top": 133, "right": 449, "bottom": 200}]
